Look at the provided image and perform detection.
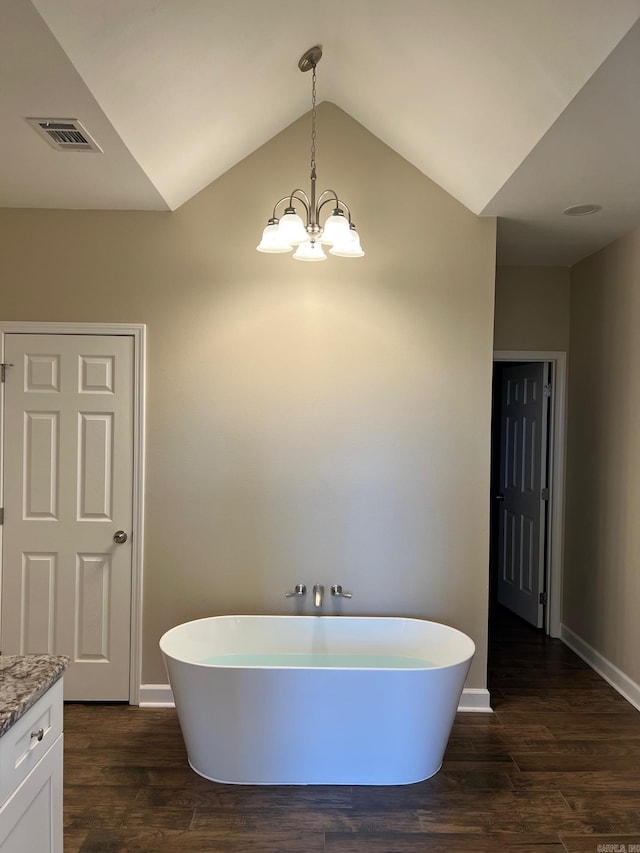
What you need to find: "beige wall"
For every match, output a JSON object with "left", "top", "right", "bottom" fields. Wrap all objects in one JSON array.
[
  {"left": 564, "top": 225, "right": 640, "bottom": 684},
  {"left": 494, "top": 266, "right": 570, "bottom": 351},
  {"left": 0, "top": 104, "right": 496, "bottom": 688}
]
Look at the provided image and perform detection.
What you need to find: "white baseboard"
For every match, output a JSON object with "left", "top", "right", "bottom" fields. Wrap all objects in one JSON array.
[
  {"left": 139, "top": 684, "right": 174, "bottom": 707},
  {"left": 139, "top": 683, "right": 492, "bottom": 712},
  {"left": 457, "top": 688, "right": 492, "bottom": 712},
  {"left": 561, "top": 623, "right": 640, "bottom": 713}
]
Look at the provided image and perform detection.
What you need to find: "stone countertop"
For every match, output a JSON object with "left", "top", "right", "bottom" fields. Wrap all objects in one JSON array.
[{"left": 0, "top": 655, "right": 69, "bottom": 738}]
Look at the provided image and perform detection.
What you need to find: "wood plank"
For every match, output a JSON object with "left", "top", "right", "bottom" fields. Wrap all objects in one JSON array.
[
  {"left": 64, "top": 784, "right": 139, "bottom": 830},
  {"left": 134, "top": 780, "right": 355, "bottom": 816},
  {"left": 560, "top": 835, "right": 640, "bottom": 853},
  {"left": 510, "top": 770, "right": 640, "bottom": 792},
  {"left": 191, "top": 807, "right": 421, "bottom": 833},
  {"left": 513, "top": 753, "right": 640, "bottom": 772},
  {"left": 562, "top": 791, "right": 640, "bottom": 832},
  {"left": 61, "top": 829, "right": 88, "bottom": 853},
  {"left": 499, "top": 738, "right": 640, "bottom": 757},
  {"left": 325, "top": 833, "right": 566, "bottom": 852},
  {"left": 416, "top": 790, "right": 588, "bottom": 835},
  {"left": 79, "top": 828, "right": 325, "bottom": 852}
]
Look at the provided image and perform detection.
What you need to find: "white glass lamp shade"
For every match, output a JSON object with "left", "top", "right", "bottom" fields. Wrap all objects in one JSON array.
[
  {"left": 292, "top": 239, "right": 327, "bottom": 262},
  {"left": 278, "top": 211, "right": 308, "bottom": 245},
  {"left": 320, "top": 210, "right": 350, "bottom": 246},
  {"left": 256, "top": 222, "right": 293, "bottom": 253},
  {"left": 330, "top": 226, "right": 365, "bottom": 258}
]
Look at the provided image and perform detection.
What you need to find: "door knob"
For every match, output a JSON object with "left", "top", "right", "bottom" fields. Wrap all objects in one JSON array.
[{"left": 113, "top": 530, "right": 128, "bottom": 544}]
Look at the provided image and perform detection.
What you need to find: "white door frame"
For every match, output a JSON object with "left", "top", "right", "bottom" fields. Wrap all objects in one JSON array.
[
  {"left": 0, "top": 322, "right": 145, "bottom": 704},
  {"left": 493, "top": 350, "right": 567, "bottom": 638}
]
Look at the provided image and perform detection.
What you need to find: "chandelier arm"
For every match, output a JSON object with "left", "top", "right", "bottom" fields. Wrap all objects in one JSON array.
[
  {"left": 288, "top": 189, "right": 311, "bottom": 214},
  {"left": 316, "top": 189, "right": 340, "bottom": 207},
  {"left": 317, "top": 196, "right": 353, "bottom": 224},
  {"left": 315, "top": 197, "right": 336, "bottom": 224},
  {"left": 271, "top": 196, "right": 295, "bottom": 219},
  {"left": 334, "top": 199, "right": 352, "bottom": 223}
]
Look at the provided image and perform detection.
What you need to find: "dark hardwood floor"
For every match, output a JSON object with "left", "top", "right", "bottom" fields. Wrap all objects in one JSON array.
[{"left": 64, "top": 607, "right": 640, "bottom": 852}]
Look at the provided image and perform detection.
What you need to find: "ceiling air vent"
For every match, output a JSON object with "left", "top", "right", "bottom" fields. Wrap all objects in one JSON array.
[{"left": 25, "top": 118, "right": 103, "bottom": 153}]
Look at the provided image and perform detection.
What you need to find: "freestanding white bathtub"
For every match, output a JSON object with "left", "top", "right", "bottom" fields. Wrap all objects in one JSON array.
[{"left": 159, "top": 615, "right": 475, "bottom": 786}]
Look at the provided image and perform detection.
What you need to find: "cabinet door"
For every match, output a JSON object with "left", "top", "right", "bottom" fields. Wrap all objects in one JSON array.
[{"left": 0, "top": 734, "right": 63, "bottom": 853}]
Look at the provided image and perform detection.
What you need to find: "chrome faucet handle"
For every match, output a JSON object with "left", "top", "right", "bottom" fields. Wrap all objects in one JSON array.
[
  {"left": 285, "top": 583, "right": 306, "bottom": 598},
  {"left": 330, "top": 584, "right": 352, "bottom": 599}
]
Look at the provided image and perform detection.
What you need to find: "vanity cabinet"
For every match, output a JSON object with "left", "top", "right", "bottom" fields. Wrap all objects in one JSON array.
[{"left": 0, "top": 678, "right": 64, "bottom": 853}]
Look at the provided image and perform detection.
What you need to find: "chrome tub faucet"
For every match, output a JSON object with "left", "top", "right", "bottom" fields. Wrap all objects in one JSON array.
[{"left": 286, "top": 583, "right": 351, "bottom": 608}]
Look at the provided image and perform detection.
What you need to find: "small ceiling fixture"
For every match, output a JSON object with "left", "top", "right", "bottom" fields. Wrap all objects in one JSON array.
[
  {"left": 257, "top": 46, "right": 364, "bottom": 261},
  {"left": 562, "top": 203, "right": 602, "bottom": 217}
]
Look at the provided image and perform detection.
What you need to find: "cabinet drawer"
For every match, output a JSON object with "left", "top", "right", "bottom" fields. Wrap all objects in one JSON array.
[
  {"left": 0, "top": 734, "right": 63, "bottom": 853},
  {"left": 0, "top": 679, "right": 63, "bottom": 805}
]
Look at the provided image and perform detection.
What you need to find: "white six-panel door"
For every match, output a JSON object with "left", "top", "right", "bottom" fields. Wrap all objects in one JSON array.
[
  {"left": 497, "top": 362, "right": 549, "bottom": 628},
  {"left": 1, "top": 334, "right": 134, "bottom": 700}
]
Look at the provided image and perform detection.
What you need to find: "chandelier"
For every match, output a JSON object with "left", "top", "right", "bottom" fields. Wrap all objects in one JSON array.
[{"left": 257, "top": 46, "right": 364, "bottom": 261}]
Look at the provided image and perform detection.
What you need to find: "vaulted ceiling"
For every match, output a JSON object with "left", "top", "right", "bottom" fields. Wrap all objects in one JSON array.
[{"left": 3, "top": 0, "right": 640, "bottom": 265}]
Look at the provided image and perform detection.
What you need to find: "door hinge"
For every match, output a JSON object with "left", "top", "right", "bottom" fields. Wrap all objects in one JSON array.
[
  {"left": 539, "top": 591, "right": 547, "bottom": 606},
  {"left": 0, "top": 508, "right": 4, "bottom": 525},
  {"left": 541, "top": 487, "right": 549, "bottom": 501},
  {"left": 0, "top": 363, "right": 14, "bottom": 383},
  {"left": 543, "top": 383, "right": 552, "bottom": 398}
]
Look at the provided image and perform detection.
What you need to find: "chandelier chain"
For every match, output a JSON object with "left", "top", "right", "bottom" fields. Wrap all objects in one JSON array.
[{"left": 310, "top": 63, "right": 317, "bottom": 178}]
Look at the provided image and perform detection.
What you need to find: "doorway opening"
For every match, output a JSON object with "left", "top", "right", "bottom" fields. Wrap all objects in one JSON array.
[{"left": 490, "top": 351, "right": 567, "bottom": 639}]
